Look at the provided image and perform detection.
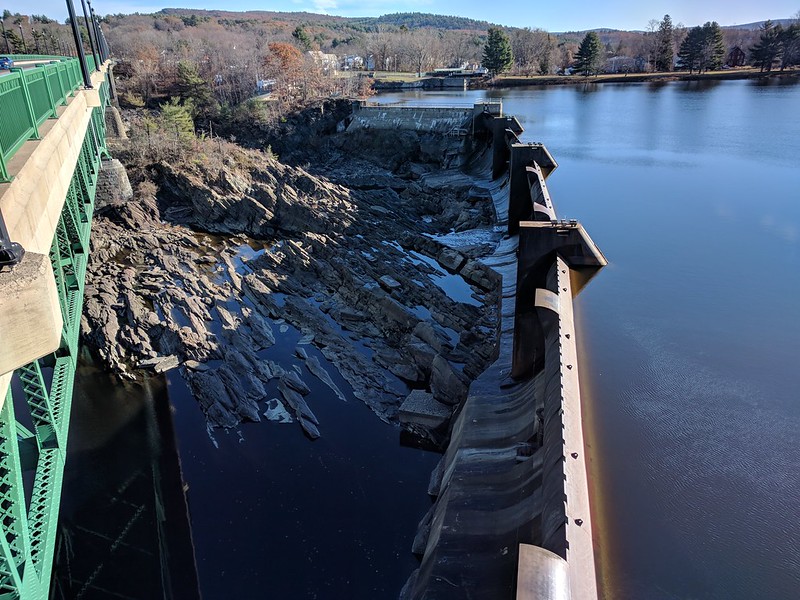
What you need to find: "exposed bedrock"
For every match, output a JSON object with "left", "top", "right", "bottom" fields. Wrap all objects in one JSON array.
[{"left": 82, "top": 105, "right": 502, "bottom": 439}]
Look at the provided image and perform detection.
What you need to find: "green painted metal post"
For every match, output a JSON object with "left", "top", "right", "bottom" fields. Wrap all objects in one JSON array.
[
  {"left": 8, "top": 69, "right": 40, "bottom": 141},
  {"left": 37, "top": 63, "right": 59, "bottom": 120}
]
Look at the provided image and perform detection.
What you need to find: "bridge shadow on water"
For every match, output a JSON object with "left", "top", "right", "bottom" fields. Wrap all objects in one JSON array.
[
  {"left": 52, "top": 337, "right": 439, "bottom": 599},
  {"left": 52, "top": 359, "right": 200, "bottom": 600}
]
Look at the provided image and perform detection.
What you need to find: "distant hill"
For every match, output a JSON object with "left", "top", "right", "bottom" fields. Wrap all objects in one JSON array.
[
  {"left": 151, "top": 9, "right": 796, "bottom": 35},
  {"left": 159, "top": 8, "right": 351, "bottom": 24},
  {"left": 358, "top": 12, "right": 494, "bottom": 30},
  {"left": 157, "top": 9, "right": 494, "bottom": 31},
  {"left": 724, "top": 19, "right": 794, "bottom": 30},
  {"left": 555, "top": 19, "right": 795, "bottom": 36}
]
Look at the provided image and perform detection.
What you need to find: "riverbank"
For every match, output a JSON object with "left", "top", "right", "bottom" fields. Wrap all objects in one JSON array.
[
  {"left": 370, "top": 66, "right": 800, "bottom": 92},
  {"left": 488, "top": 67, "right": 800, "bottom": 87}
]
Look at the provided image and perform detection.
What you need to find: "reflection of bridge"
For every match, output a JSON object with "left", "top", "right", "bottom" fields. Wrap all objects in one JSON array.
[{"left": 0, "top": 52, "right": 111, "bottom": 597}]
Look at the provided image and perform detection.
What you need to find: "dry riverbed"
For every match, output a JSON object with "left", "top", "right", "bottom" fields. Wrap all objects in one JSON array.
[{"left": 83, "top": 107, "right": 502, "bottom": 443}]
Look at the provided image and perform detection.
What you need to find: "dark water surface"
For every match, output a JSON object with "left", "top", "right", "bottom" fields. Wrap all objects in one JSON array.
[
  {"left": 164, "top": 328, "right": 439, "bottom": 599},
  {"left": 377, "top": 80, "right": 800, "bottom": 599},
  {"left": 60, "top": 337, "right": 438, "bottom": 598}
]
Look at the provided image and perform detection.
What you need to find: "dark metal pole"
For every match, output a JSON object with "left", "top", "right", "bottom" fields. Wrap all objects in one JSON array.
[
  {"left": 66, "top": 0, "right": 93, "bottom": 88},
  {"left": 88, "top": 3, "right": 105, "bottom": 62},
  {"left": 1, "top": 22, "right": 10, "bottom": 54},
  {"left": 99, "top": 29, "right": 109, "bottom": 60},
  {"left": 18, "top": 24, "right": 27, "bottom": 53},
  {"left": 79, "top": 0, "right": 99, "bottom": 69}
]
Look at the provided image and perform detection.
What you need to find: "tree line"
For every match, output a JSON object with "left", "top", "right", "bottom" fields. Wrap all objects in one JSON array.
[{"left": 558, "top": 14, "right": 800, "bottom": 76}]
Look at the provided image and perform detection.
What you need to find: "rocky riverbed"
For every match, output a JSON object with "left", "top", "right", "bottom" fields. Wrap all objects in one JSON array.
[{"left": 83, "top": 102, "right": 502, "bottom": 442}]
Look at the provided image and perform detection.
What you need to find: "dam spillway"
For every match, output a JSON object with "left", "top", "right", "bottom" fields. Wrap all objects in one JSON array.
[{"left": 347, "top": 101, "right": 606, "bottom": 599}]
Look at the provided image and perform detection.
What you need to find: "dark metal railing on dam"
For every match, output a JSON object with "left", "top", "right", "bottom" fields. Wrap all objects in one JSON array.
[{"left": 393, "top": 102, "right": 606, "bottom": 600}]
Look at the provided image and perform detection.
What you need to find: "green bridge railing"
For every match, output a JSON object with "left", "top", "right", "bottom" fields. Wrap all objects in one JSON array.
[
  {"left": 0, "top": 58, "right": 109, "bottom": 598},
  {"left": 0, "top": 55, "right": 98, "bottom": 182}
]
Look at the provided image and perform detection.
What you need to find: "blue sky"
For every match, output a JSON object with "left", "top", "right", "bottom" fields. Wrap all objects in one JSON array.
[{"left": 13, "top": 0, "right": 799, "bottom": 31}]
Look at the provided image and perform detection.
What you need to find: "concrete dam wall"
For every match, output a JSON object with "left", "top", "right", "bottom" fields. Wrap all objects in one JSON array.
[
  {"left": 347, "top": 102, "right": 492, "bottom": 134},
  {"left": 352, "top": 102, "right": 605, "bottom": 600}
]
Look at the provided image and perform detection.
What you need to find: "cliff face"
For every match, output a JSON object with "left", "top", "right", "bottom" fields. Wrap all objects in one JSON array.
[{"left": 83, "top": 108, "right": 501, "bottom": 438}]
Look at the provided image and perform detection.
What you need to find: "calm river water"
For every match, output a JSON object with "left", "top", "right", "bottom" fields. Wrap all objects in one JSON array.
[{"left": 377, "top": 79, "right": 800, "bottom": 599}]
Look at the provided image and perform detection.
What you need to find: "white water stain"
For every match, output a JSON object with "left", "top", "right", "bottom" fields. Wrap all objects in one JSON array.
[{"left": 263, "top": 398, "right": 293, "bottom": 424}]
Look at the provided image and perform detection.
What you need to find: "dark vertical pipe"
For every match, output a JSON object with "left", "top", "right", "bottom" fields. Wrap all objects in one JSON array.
[
  {"left": 1, "top": 22, "right": 10, "bottom": 54},
  {"left": 100, "top": 29, "right": 110, "bottom": 60},
  {"left": 18, "top": 24, "right": 27, "bottom": 53},
  {"left": 79, "top": 0, "right": 99, "bottom": 69},
  {"left": 66, "top": 0, "right": 93, "bottom": 88},
  {"left": 88, "top": 2, "right": 104, "bottom": 62}
]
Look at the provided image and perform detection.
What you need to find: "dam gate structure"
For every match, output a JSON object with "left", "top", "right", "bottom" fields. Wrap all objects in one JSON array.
[{"left": 350, "top": 101, "right": 606, "bottom": 600}]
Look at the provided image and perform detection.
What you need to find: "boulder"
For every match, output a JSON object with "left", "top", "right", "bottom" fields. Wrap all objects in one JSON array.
[
  {"left": 459, "top": 259, "right": 497, "bottom": 291},
  {"left": 437, "top": 247, "right": 465, "bottom": 272},
  {"left": 281, "top": 371, "right": 311, "bottom": 396},
  {"left": 188, "top": 371, "right": 238, "bottom": 428},
  {"left": 399, "top": 390, "right": 452, "bottom": 429},
  {"left": 407, "top": 341, "right": 437, "bottom": 376},
  {"left": 430, "top": 355, "right": 468, "bottom": 406},
  {"left": 378, "top": 295, "right": 419, "bottom": 331},
  {"left": 378, "top": 275, "right": 402, "bottom": 291},
  {"left": 413, "top": 322, "right": 448, "bottom": 353},
  {"left": 278, "top": 380, "right": 320, "bottom": 425}
]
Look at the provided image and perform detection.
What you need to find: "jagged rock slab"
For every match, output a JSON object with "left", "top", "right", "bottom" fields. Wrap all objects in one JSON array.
[{"left": 399, "top": 390, "right": 452, "bottom": 429}]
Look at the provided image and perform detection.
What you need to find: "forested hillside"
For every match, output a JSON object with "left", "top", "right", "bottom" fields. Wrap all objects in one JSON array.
[{"left": 2, "top": 7, "right": 796, "bottom": 138}]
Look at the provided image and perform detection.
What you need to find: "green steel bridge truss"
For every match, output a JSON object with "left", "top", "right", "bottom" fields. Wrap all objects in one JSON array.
[{"left": 0, "top": 75, "right": 109, "bottom": 599}]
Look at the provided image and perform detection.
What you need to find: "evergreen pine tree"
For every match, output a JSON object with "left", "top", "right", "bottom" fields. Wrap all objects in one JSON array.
[
  {"left": 678, "top": 23, "right": 726, "bottom": 73},
  {"left": 750, "top": 20, "right": 783, "bottom": 72},
  {"left": 655, "top": 14, "right": 675, "bottom": 71},
  {"left": 703, "top": 21, "right": 726, "bottom": 70},
  {"left": 160, "top": 97, "right": 195, "bottom": 141},
  {"left": 292, "top": 26, "right": 312, "bottom": 51},
  {"left": 574, "top": 31, "right": 604, "bottom": 76},
  {"left": 482, "top": 27, "right": 513, "bottom": 76},
  {"left": 175, "top": 61, "right": 215, "bottom": 117},
  {"left": 678, "top": 26, "right": 703, "bottom": 73},
  {"left": 778, "top": 23, "right": 800, "bottom": 70}
]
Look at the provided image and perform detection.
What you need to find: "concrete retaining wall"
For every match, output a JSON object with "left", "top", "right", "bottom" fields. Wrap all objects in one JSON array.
[{"left": 348, "top": 105, "right": 472, "bottom": 134}]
